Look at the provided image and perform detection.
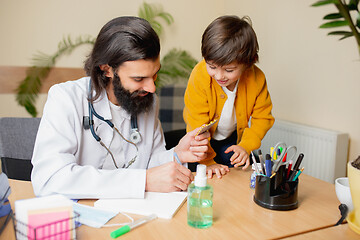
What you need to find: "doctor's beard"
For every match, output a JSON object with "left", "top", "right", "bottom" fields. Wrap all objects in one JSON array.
[{"left": 112, "top": 73, "right": 154, "bottom": 116}]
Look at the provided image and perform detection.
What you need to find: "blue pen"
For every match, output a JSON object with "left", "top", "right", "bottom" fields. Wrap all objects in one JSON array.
[
  {"left": 265, "top": 154, "right": 272, "bottom": 177},
  {"left": 174, "top": 152, "right": 182, "bottom": 164}
]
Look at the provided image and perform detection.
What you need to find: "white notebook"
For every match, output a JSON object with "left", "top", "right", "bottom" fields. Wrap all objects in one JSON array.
[{"left": 94, "top": 192, "right": 187, "bottom": 219}]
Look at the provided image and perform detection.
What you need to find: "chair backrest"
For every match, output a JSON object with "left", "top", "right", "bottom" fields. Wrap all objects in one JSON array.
[
  {"left": 158, "top": 84, "right": 186, "bottom": 132},
  {"left": 0, "top": 117, "right": 41, "bottom": 181}
]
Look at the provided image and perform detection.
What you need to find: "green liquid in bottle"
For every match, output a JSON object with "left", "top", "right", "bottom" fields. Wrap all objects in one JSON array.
[{"left": 187, "top": 184, "right": 213, "bottom": 228}]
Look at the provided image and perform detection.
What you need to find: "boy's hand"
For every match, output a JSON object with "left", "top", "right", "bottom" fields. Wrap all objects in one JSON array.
[
  {"left": 225, "top": 145, "right": 250, "bottom": 170},
  {"left": 206, "top": 163, "right": 230, "bottom": 179}
]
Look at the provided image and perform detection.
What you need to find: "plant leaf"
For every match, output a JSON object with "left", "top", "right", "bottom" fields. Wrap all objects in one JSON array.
[
  {"left": 319, "top": 20, "right": 349, "bottom": 28},
  {"left": 156, "top": 49, "right": 197, "bottom": 88},
  {"left": 339, "top": 34, "right": 354, "bottom": 40},
  {"left": 348, "top": 0, "right": 359, "bottom": 11},
  {"left": 328, "top": 30, "right": 354, "bottom": 36},
  {"left": 16, "top": 67, "right": 50, "bottom": 117},
  {"left": 328, "top": 31, "right": 354, "bottom": 40},
  {"left": 138, "top": 2, "right": 173, "bottom": 37},
  {"left": 158, "top": 12, "right": 174, "bottom": 25},
  {"left": 357, "top": 12, "right": 360, "bottom": 28},
  {"left": 312, "top": 0, "right": 337, "bottom": 7},
  {"left": 324, "top": 13, "right": 343, "bottom": 20}
]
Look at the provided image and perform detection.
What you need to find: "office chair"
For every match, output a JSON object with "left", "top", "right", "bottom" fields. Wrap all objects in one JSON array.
[
  {"left": 0, "top": 117, "right": 41, "bottom": 181},
  {"left": 163, "top": 128, "right": 197, "bottom": 172}
]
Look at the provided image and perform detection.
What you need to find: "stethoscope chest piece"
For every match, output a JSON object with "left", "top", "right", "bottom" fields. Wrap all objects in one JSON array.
[
  {"left": 130, "top": 115, "right": 141, "bottom": 144},
  {"left": 130, "top": 129, "right": 141, "bottom": 144}
]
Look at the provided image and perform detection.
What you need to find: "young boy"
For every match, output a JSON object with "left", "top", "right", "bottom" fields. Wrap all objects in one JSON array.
[{"left": 183, "top": 15, "right": 275, "bottom": 178}]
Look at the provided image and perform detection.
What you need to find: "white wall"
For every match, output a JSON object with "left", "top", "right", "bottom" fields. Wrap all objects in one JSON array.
[
  {"left": 0, "top": 0, "right": 359, "bottom": 163},
  {"left": 0, "top": 0, "right": 223, "bottom": 67},
  {"left": 225, "top": 0, "right": 360, "bottom": 164},
  {"left": 0, "top": 0, "right": 223, "bottom": 116}
]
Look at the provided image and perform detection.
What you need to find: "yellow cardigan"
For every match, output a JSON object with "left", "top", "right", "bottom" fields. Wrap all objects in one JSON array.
[{"left": 183, "top": 60, "right": 275, "bottom": 165}]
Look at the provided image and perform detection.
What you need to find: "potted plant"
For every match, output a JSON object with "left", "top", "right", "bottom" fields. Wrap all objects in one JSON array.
[
  {"left": 348, "top": 157, "right": 360, "bottom": 234},
  {"left": 311, "top": 0, "right": 360, "bottom": 56}
]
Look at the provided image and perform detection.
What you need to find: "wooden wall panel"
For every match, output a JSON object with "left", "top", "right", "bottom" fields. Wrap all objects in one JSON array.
[{"left": 0, "top": 66, "right": 86, "bottom": 93}]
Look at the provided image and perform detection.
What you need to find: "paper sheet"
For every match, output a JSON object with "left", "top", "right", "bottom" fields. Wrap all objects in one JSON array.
[
  {"left": 15, "top": 194, "right": 74, "bottom": 240},
  {"left": 94, "top": 192, "right": 187, "bottom": 219},
  {"left": 27, "top": 207, "right": 72, "bottom": 240}
]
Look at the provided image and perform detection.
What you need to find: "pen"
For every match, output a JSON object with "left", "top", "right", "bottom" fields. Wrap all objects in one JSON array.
[
  {"left": 251, "top": 152, "right": 260, "bottom": 174},
  {"left": 292, "top": 167, "right": 304, "bottom": 181},
  {"left": 173, "top": 152, "right": 182, "bottom": 165},
  {"left": 289, "top": 153, "right": 304, "bottom": 180},
  {"left": 258, "top": 150, "right": 266, "bottom": 174},
  {"left": 265, "top": 154, "right": 272, "bottom": 177},
  {"left": 110, "top": 214, "right": 157, "bottom": 238}
]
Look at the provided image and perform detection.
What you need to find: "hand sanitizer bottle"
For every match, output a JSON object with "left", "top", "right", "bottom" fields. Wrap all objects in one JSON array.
[{"left": 187, "top": 164, "right": 213, "bottom": 228}]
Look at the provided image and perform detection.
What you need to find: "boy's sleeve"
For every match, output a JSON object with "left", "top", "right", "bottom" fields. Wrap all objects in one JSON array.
[
  {"left": 183, "top": 61, "right": 216, "bottom": 165},
  {"left": 183, "top": 62, "right": 211, "bottom": 132},
  {"left": 239, "top": 69, "right": 275, "bottom": 153}
]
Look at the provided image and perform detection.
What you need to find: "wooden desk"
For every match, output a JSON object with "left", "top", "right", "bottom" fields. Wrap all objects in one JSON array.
[
  {"left": 2, "top": 169, "right": 346, "bottom": 239},
  {"left": 282, "top": 224, "right": 360, "bottom": 240}
]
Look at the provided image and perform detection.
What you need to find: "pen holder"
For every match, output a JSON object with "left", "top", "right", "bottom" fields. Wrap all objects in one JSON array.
[{"left": 253, "top": 165, "right": 299, "bottom": 210}]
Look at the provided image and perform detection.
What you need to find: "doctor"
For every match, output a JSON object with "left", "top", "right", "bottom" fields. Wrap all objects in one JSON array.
[{"left": 31, "top": 16, "right": 210, "bottom": 199}]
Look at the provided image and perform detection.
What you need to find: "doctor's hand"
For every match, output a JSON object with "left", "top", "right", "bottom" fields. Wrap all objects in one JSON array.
[
  {"left": 145, "top": 161, "right": 193, "bottom": 192},
  {"left": 174, "top": 127, "right": 210, "bottom": 163},
  {"left": 225, "top": 145, "right": 250, "bottom": 170}
]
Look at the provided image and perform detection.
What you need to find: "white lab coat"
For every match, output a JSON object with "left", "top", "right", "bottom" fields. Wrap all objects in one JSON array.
[{"left": 31, "top": 77, "right": 174, "bottom": 199}]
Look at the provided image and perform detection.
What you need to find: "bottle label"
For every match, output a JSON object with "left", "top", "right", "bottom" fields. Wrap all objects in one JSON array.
[{"left": 250, "top": 171, "right": 256, "bottom": 189}]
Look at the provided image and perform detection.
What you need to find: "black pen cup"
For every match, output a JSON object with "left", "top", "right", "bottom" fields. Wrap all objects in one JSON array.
[{"left": 253, "top": 165, "right": 299, "bottom": 210}]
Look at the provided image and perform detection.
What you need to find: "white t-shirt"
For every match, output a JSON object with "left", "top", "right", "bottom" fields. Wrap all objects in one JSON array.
[{"left": 213, "top": 81, "right": 239, "bottom": 140}]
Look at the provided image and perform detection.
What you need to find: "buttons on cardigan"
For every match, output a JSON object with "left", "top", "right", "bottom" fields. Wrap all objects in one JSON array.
[{"left": 220, "top": 94, "right": 225, "bottom": 99}]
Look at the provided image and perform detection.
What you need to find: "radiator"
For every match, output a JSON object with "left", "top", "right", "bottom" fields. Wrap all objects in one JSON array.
[{"left": 260, "top": 119, "right": 349, "bottom": 183}]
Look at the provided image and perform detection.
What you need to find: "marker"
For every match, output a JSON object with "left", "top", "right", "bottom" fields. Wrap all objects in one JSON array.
[
  {"left": 270, "top": 147, "right": 276, "bottom": 160},
  {"left": 251, "top": 152, "right": 260, "bottom": 174},
  {"left": 258, "top": 150, "right": 266, "bottom": 174},
  {"left": 110, "top": 214, "right": 157, "bottom": 238},
  {"left": 292, "top": 167, "right": 304, "bottom": 181},
  {"left": 265, "top": 154, "right": 272, "bottom": 177},
  {"left": 289, "top": 153, "right": 304, "bottom": 180},
  {"left": 286, "top": 160, "right": 293, "bottom": 180}
]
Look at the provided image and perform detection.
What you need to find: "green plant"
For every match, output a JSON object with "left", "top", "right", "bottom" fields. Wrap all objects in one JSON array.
[
  {"left": 16, "top": 2, "right": 197, "bottom": 117},
  {"left": 16, "top": 36, "right": 95, "bottom": 116},
  {"left": 137, "top": 2, "right": 197, "bottom": 89},
  {"left": 312, "top": 0, "right": 360, "bottom": 56}
]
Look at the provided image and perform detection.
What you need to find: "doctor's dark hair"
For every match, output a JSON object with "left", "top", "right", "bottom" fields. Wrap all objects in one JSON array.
[
  {"left": 201, "top": 15, "right": 259, "bottom": 67},
  {"left": 84, "top": 16, "right": 160, "bottom": 101}
]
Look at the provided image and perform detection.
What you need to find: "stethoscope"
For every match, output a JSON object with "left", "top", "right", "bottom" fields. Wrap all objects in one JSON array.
[{"left": 83, "top": 79, "right": 141, "bottom": 168}]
